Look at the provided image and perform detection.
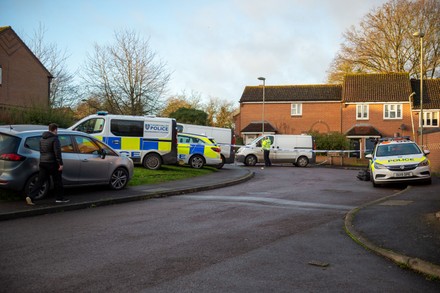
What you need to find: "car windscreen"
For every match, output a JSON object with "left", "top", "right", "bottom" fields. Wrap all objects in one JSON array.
[
  {"left": 0, "top": 133, "right": 20, "bottom": 154},
  {"left": 376, "top": 143, "right": 422, "bottom": 157}
]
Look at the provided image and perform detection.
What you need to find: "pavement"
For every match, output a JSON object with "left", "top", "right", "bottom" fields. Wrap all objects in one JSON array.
[{"left": 1, "top": 164, "right": 439, "bottom": 279}]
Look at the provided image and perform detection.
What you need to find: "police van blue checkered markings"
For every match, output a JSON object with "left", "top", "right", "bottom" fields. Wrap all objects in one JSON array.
[{"left": 69, "top": 112, "right": 178, "bottom": 170}]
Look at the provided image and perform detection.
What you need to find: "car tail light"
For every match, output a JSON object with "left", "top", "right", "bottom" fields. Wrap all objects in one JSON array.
[
  {"left": 211, "top": 146, "right": 221, "bottom": 153},
  {"left": 0, "top": 153, "right": 25, "bottom": 161}
]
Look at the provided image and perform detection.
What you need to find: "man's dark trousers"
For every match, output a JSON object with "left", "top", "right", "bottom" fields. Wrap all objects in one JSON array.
[
  {"left": 264, "top": 150, "right": 271, "bottom": 167},
  {"left": 29, "top": 162, "right": 64, "bottom": 200}
]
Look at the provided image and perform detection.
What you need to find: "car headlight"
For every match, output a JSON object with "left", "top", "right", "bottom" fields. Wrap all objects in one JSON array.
[
  {"left": 374, "top": 162, "right": 387, "bottom": 169},
  {"left": 418, "top": 158, "right": 429, "bottom": 167}
]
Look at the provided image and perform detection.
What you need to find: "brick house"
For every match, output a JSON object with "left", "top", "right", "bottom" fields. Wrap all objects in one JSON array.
[
  {"left": 0, "top": 26, "right": 52, "bottom": 109},
  {"left": 235, "top": 73, "right": 440, "bottom": 172},
  {"left": 238, "top": 84, "right": 342, "bottom": 144}
]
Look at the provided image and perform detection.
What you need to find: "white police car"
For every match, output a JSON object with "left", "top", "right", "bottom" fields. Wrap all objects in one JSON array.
[{"left": 365, "top": 137, "right": 431, "bottom": 187}]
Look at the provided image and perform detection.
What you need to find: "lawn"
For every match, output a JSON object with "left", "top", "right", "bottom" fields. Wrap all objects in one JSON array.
[{"left": 128, "top": 165, "right": 217, "bottom": 185}]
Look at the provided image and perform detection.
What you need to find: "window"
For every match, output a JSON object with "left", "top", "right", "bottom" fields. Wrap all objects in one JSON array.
[
  {"left": 59, "top": 135, "right": 74, "bottom": 153},
  {"left": 73, "top": 118, "right": 105, "bottom": 134},
  {"left": 291, "top": 103, "right": 302, "bottom": 116},
  {"left": 384, "top": 104, "right": 402, "bottom": 119},
  {"left": 24, "top": 136, "right": 41, "bottom": 151},
  {"left": 75, "top": 136, "right": 100, "bottom": 154},
  {"left": 423, "top": 111, "right": 439, "bottom": 127},
  {"left": 356, "top": 104, "right": 369, "bottom": 120},
  {"left": 110, "top": 119, "right": 143, "bottom": 137}
]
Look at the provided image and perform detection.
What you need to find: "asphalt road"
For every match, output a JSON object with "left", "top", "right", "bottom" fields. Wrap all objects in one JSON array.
[{"left": 1, "top": 166, "right": 439, "bottom": 292}]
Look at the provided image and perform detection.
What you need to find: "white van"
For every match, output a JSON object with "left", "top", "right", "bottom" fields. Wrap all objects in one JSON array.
[
  {"left": 69, "top": 112, "right": 177, "bottom": 170},
  {"left": 235, "top": 134, "right": 315, "bottom": 167},
  {"left": 176, "top": 123, "right": 235, "bottom": 166}
]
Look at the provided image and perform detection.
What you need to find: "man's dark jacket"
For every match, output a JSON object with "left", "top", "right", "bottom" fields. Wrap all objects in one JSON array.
[{"left": 39, "top": 131, "right": 63, "bottom": 166}]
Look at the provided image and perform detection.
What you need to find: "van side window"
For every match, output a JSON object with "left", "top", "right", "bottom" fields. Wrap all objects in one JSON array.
[
  {"left": 74, "top": 118, "right": 105, "bottom": 134},
  {"left": 111, "top": 119, "right": 143, "bottom": 137}
]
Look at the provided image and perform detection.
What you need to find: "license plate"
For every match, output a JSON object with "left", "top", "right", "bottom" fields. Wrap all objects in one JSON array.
[{"left": 393, "top": 172, "right": 412, "bottom": 178}]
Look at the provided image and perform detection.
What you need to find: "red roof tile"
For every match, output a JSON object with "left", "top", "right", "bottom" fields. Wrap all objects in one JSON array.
[
  {"left": 410, "top": 79, "right": 440, "bottom": 110},
  {"left": 239, "top": 84, "right": 342, "bottom": 103},
  {"left": 343, "top": 73, "right": 412, "bottom": 103}
]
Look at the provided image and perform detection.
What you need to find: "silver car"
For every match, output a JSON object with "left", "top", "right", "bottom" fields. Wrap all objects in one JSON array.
[{"left": 0, "top": 125, "right": 134, "bottom": 199}]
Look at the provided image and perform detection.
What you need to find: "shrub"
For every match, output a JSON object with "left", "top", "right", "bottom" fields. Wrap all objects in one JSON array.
[
  {"left": 309, "top": 131, "right": 350, "bottom": 151},
  {"left": 0, "top": 106, "right": 75, "bottom": 128}
]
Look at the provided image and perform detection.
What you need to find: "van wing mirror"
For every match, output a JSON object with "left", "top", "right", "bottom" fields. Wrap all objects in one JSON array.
[
  {"left": 424, "top": 149, "right": 430, "bottom": 155},
  {"left": 365, "top": 154, "right": 373, "bottom": 159}
]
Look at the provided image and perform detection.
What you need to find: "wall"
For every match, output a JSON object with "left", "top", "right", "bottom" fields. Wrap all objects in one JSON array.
[
  {"left": 342, "top": 103, "right": 415, "bottom": 138},
  {"left": 0, "top": 29, "right": 49, "bottom": 108},
  {"left": 239, "top": 102, "right": 342, "bottom": 135},
  {"left": 425, "top": 132, "right": 440, "bottom": 173}
]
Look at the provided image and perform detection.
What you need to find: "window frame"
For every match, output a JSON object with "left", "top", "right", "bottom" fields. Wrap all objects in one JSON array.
[
  {"left": 422, "top": 111, "right": 439, "bottom": 127},
  {"left": 383, "top": 104, "right": 402, "bottom": 119},
  {"left": 291, "top": 103, "right": 302, "bottom": 116},
  {"left": 356, "top": 104, "right": 369, "bottom": 120}
]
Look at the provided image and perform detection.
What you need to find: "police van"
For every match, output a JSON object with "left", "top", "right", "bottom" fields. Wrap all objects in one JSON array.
[{"left": 69, "top": 112, "right": 177, "bottom": 170}]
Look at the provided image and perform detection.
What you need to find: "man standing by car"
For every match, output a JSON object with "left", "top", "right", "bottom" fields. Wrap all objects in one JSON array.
[
  {"left": 262, "top": 136, "right": 272, "bottom": 168},
  {"left": 26, "top": 123, "right": 69, "bottom": 205}
]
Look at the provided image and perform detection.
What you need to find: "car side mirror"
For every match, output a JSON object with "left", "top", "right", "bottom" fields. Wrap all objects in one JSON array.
[
  {"left": 424, "top": 149, "right": 430, "bottom": 155},
  {"left": 100, "top": 149, "right": 107, "bottom": 159},
  {"left": 365, "top": 154, "right": 373, "bottom": 159}
]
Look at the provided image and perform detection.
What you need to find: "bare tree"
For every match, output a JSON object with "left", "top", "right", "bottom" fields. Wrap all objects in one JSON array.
[
  {"left": 159, "top": 91, "right": 202, "bottom": 117},
  {"left": 82, "top": 29, "right": 171, "bottom": 115},
  {"left": 28, "top": 23, "right": 77, "bottom": 108},
  {"left": 204, "top": 97, "right": 236, "bottom": 128},
  {"left": 327, "top": 0, "right": 440, "bottom": 83}
]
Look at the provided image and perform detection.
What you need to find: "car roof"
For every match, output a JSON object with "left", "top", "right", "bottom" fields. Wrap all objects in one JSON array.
[
  {"left": 0, "top": 126, "right": 89, "bottom": 137},
  {"left": 178, "top": 132, "right": 209, "bottom": 138},
  {"left": 377, "top": 140, "right": 416, "bottom": 146}
]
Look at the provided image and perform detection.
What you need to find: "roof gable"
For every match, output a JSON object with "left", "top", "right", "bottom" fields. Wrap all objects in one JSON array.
[
  {"left": 239, "top": 84, "right": 342, "bottom": 103},
  {"left": 0, "top": 26, "right": 52, "bottom": 78},
  {"left": 343, "top": 73, "right": 412, "bottom": 103}
]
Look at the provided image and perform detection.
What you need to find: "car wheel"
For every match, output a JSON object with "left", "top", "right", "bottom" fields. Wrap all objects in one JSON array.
[
  {"left": 189, "top": 155, "right": 205, "bottom": 169},
  {"left": 371, "top": 177, "right": 380, "bottom": 188},
  {"left": 295, "top": 156, "right": 309, "bottom": 167},
  {"left": 215, "top": 155, "right": 225, "bottom": 169},
  {"left": 244, "top": 155, "right": 257, "bottom": 166},
  {"left": 109, "top": 167, "right": 129, "bottom": 190},
  {"left": 143, "top": 153, "right": 162, "bottom": 170},
  {"left": 25, "top": 174, "right": 49, "bottom": 200}
]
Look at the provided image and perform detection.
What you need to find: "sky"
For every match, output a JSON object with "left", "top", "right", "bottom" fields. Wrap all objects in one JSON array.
[{"left": 2, "top": 0, "right": 389, "bottom": 106}]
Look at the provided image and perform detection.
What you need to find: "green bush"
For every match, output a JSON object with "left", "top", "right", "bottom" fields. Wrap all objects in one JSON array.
[
  {"left": 309, "top": 131, "right": 350, "bottom": 151},
  {"left": 0, "top": 107, "right": 75, "bottom": 128}
]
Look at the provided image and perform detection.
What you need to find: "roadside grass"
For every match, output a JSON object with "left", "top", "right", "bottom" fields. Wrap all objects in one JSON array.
[
  {"left": 0, "top": 165, "right": 217, "bottom": 201},
  {"left": 128, "top": 165, "right": 217, "bottom": 186}
]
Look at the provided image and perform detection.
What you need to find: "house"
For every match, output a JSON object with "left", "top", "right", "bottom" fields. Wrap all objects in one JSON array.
[
  {"left": 235, "top": 73, "right": 440, "bottom": 172},
  {"left": 0, "top": 26, "right": 52, "bottom": 110},
  {"left": 342, "top": 73, "right": 414, "bottom": 155},
  {"left": 237, "top": 84, "right": 342, "bottom": 144}
]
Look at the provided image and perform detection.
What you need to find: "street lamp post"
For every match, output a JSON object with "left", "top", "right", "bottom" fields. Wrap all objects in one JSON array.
[
  {"left": 413, "top": 31, "right": 424, "bottom": 148},
  {"left": 258, "top": 77, "right": 266, "bottom": 135}
]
